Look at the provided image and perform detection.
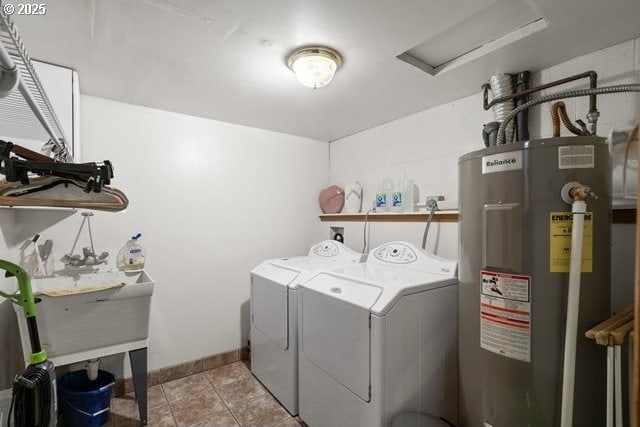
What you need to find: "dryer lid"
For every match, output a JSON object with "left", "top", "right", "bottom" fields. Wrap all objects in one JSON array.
[
  {"left": 301, "top": 263, "right": 456, "bottom": 316},
  {"left": 251, "top": 260, "right": 301, "bottom": 288},
  {"left": 252, "top": 255, "right": 362, "bottom": 289}
]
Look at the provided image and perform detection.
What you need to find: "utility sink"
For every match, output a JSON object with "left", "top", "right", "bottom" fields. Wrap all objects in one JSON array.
[{"left": 14, "top": 270, "right": 154, "bottom": 365}]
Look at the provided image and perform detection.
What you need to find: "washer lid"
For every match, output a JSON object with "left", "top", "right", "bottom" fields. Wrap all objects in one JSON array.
[
  {"left": 300, "top": 272, "right": 382, "bottom": 309},
  {"left": 302, "top": 263, "right": 456, "bottom": 316}
]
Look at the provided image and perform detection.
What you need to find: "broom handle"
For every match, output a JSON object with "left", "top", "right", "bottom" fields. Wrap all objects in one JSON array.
[{"left": 634, "top": 123, "right": 640, "bottom": 426}]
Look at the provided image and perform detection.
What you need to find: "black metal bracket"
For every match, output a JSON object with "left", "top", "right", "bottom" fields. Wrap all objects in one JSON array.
[{"left": 0, "top": 140, "right": 115, "bottom": 193}]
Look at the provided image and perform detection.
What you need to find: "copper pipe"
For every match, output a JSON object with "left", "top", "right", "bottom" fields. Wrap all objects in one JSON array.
[
  {"left": 550, "top": 102, "right": 585, "bottom": 137},
  {"left": 483, "top": 71, "right": 598, "bottom": 115},
  {"left": 551, "top": 102, "right": 562, "bottom": 137},
  {"left": 559, "top": 104, "right": 587, "bottom": 136},
  {"left": 568, "top": 185, "right": 593, "bottom": 202}
]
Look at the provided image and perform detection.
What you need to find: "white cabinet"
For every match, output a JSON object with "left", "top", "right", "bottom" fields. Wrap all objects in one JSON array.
[{"left": 0, "top": 61, "right": 80, "bottom": 161}]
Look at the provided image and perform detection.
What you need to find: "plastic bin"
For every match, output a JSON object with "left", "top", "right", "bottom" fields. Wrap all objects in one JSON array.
[{"left": 58, "top": 369, "right": 115, "bottom": 427}]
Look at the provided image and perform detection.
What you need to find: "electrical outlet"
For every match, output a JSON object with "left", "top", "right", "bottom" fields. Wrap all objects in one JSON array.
[{"left": 330, "top": 227, "right": 344, "bottom": 243}]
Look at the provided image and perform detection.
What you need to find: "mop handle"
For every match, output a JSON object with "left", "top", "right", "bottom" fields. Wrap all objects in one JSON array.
[{"left": 0, "top": 259, "right": 47, "bottom": 364}]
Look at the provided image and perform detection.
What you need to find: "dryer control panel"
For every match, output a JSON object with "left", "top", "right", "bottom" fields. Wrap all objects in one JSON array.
[
  {"left": 312, "top": 241, "right": 340, "bottom": 257},
  {"left": 309, "top": 240, "right": 363, "bottom": 263},
  {"left": 367, "top": 241, "right": 458, "bottom": 276},
  {"left": 373, "top": 242, "right": 417, "bottom": 264}
]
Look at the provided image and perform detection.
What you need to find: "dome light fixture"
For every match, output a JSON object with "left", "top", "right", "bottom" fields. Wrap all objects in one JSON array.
[{"left": 287, "top": 46, "right": 342, "bottom": 89}]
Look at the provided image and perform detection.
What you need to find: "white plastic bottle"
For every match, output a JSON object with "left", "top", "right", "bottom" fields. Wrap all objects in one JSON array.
[
  {"left": 343, "top": 181, "right": 363, "bottom": 213},
  {"left": 403, "top": 178, "right": 415, "bottom": 212},
  {"left": 391, "top": 177, "right": 404, "bottom": 212},
  {"left": 116, "top": 233, "right": 146, "bottom": 271}
]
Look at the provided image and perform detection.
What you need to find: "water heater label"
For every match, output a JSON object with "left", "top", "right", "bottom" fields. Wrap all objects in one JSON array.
[
  {"left": 482, "top": 151, "right": 523, "bottom": 174},
  {"left": 549, "top": 212, "right": 593, "bottom": 273},
  {"left": 558, "top": 145, "right": 594, "bottom": 169},
  {"left": 480, "top": 270, "right": 531, "bottom": 363}
]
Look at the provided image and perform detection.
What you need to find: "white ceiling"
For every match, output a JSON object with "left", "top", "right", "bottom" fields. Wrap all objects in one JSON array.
[{"left": 8, "top": 0, "right": 640, "bottom": 141}]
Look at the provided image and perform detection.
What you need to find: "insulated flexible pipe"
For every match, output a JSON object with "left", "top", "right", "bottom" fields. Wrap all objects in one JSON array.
[
  {"left": 551, "top": 101, "right": 586, "bottom": 137},
  {"left": 489, "top": 74, "right": 515, "bottom": 144},
  {"left": 421, "top": 204, "right": 435, "bottom": 250},
  {"left": 551, "top": 102, "right": 562, "bottom": 137},
  {"left": 497, "top": 84, "right": 640, "bottom": 144},
  {"left": 560, "top": 195, "right": 587, "bottom": 427}
]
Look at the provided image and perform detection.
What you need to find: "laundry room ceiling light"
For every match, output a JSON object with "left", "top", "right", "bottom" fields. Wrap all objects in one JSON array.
[{"left": 287, "top": 46, "right": 342, "bottom": 89}]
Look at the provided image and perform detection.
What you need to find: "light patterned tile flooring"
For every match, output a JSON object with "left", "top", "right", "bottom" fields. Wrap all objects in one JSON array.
[{"left": 102, "top": 360, "right": 303, "bottom": 427}]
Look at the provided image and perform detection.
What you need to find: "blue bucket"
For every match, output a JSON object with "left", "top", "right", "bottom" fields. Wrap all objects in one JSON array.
[{"left": 57, "top": 369, "right": 116, "bottom": 427}]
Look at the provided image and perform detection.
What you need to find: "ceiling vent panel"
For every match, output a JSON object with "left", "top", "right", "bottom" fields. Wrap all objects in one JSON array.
[{"left": 398, "top": 0, "right": 547, "bottom": 76}]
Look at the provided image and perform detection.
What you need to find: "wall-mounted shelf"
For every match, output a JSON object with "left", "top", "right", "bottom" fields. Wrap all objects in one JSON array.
[
  {"left": 612, "top": 209, "right": 636, "bottom": 224},
  {"left": 320, "top": 209, "right": 637, "bottom": 224},
  {"left": 0, "top": 11, "right": 72, "bottom": 162},
  {"left": 0, "top": 205, "right": 77, "bottom": 212},
  {"left": 320, "top": 211, "right": 459, "bottom": 222}
]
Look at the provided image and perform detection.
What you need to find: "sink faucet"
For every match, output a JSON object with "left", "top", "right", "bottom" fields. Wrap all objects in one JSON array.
[
  {"left": 62, "top": 212, "right": 109, "bottom": 267},
  {"left": 62, "top": 248, "right": 109, "bottom": 267}
]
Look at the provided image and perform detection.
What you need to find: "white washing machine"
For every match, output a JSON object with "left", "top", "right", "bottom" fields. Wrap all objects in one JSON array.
[
  {"left": 250, "top": 240, "right": 363, "bottom": 415},
  {"left": 298, "top": 241, "right": 458, "bottom": 427}
]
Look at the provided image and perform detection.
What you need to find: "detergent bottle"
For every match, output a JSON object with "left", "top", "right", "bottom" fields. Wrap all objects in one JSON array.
[
  {"left": 116, "top": 233, "right": 146, "bottom": 271},
  {"left": 375, "top": 177, "right": 392, "bottom": 212},
  {"left": 391, "top": 176, "right": 404, "bottom": 212}
]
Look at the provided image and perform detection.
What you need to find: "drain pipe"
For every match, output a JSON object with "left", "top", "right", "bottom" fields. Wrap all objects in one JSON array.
[
  {"left": 560, "top": 183, "right": 596, "bottom": 427},
  {"left": 85, "top": 358, "right": 100, "bottom": 381}
]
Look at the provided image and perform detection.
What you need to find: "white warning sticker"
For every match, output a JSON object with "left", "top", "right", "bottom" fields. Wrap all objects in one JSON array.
[
  {"left": 558, "top": 145, "right": 594, "bottom": 169},
  {"left": 480, "top": 270, "right": 531, "bottom": 363}
]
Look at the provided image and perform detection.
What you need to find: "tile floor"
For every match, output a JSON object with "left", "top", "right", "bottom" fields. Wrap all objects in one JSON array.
[{"left": 105, "top": 360, "right": 303, "bottom": 427}]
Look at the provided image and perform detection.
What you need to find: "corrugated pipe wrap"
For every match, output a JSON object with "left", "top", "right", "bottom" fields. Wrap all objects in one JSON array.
[
  {"left": 489, "top": 74, "right": 515, "bottom": 144},
  {"left": 497, "top": 84, "right": 640, "bottom": 145}
]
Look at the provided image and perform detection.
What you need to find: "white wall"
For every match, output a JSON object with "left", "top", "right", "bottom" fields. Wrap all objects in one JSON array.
[
  {"left": 326, "top": 38, "right": 640, "bottom": 304},
  {"left": 0, "top": 96, "right": 328, "bottom": 385}
]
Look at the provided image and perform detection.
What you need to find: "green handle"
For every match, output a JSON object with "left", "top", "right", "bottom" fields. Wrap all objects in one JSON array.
[{"left": 0, "top": 259, "right": 36, "bottom": 318}]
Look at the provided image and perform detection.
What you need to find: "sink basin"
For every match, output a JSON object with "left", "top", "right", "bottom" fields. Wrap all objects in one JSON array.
[{"left": 14, "top": 270, "right": 154, "bottom": 365}]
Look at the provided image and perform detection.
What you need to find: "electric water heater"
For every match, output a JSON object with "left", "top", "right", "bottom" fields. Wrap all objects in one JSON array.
[{"left": 458, "top": 136, "right": 610, "bottom": 427}]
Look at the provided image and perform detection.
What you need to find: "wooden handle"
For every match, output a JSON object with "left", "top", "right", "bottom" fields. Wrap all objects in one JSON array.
[
  {"left": 11, "top": 144, "right": 54, "bottom": 163},
  {"left": 586, "top": 304, "right": 634, "bottom": 346},
  {"left": 611, "top": 320, "right": 634, "bottom": 346}
]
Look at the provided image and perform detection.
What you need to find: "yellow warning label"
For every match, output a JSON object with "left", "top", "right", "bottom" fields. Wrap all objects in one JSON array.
[{"left": 549, "top": 212, "right": 593, "bottom": 273}]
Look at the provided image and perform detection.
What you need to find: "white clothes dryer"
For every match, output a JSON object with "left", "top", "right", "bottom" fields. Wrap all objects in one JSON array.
[
  {"left": 250, "top": 240, "right": 363, "bottom": 415},
  {"left": 298, "top": 241, "right": 458, "bottom": 427}
]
